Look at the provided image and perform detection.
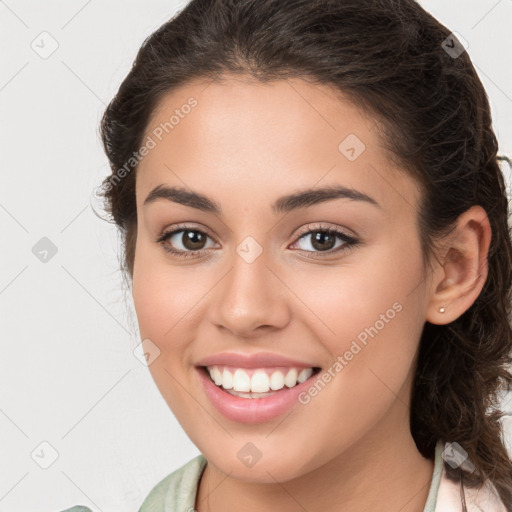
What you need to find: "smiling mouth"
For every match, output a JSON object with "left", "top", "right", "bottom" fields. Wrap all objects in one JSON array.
[{"left": 199, "top": 365, "right": 322, "bottom": 398}]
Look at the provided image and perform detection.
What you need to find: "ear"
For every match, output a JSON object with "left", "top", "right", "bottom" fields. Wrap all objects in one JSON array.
[{"left": 426, "top": 205, "right": 492, "bottom": 325}]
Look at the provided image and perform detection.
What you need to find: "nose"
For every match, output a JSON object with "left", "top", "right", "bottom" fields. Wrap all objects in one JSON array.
[{"left": 208, "top": 245, "right": 291, "bottom": 338}]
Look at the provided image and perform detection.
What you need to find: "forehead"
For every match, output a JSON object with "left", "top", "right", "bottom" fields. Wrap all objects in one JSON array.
[{"left": 135, "top": 76, "right": 421, "bottom": 216}]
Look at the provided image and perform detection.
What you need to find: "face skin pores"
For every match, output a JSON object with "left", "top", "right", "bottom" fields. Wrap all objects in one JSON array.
[{"left": 130, "top": 76, "right": 478, "bottom": 512}]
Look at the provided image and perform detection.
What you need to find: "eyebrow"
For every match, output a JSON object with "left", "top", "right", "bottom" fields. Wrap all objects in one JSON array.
[{"left": 143, "top": 183, "right": 381, "bottom": 214}]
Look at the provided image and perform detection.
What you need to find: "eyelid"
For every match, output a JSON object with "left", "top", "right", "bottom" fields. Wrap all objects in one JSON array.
[
  {"left": 156, "top": 222, "right": 218, "bottom": 243},
  {"left": 292, "top": 222, "right": 357, "bottom": 240}
]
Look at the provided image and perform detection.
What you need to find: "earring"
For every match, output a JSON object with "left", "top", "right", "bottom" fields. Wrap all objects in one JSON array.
[{"left": 439, "top": 307, "right": 446, "bottom": 313}]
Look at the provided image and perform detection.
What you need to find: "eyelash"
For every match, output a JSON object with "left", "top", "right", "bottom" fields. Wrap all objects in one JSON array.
[{"left": 155, "top": 222, "right": 359, "bottom": 260}]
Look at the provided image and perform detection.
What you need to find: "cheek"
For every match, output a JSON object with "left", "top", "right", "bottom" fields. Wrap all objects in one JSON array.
[
  {"left": 131, "top": 260, "right": 199, "bottom": 414},
  {"left": 131, "top": 245, "right": 213, "bottom": 385},
  {"left": 132, "top": 269, "right": 171, "bottom": 341},
  {"left": 305, "top": 238, "right": 425, "bottom": 395},
  {"left": 132, "top": 248, "right": 203, "bottom": 340},
  {"left": 298, "top": 238, "right": 423, "bottom": 345}
]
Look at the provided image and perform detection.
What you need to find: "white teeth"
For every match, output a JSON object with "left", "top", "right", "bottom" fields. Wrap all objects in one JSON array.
[
  {"left": 269, "top": 371, "right": 285, "bottom": 391},
  {"left": 211, "top": 366, "right": 223, "bottom": 385},
  {"left": 222, "top": 368, "right": 233, "bottom": 389},
  {"left": 284, "top": 368, "right": 298, "bottom": 387},
  {"left": 297, "top": 368, "right": 312, "bottom": 383},
  {"left": 233, "top": 369, "right": 251, "bottom": 392},
  {"left": 206, "top": 366, "right": 315, "bottom": 394},
  {"left": 251, "top": 371, "right": 270, "bottom": 393}
]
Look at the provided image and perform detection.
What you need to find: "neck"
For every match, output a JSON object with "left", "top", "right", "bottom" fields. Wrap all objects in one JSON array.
[{"left": 196, "top": 401, "right": 434, "bottom": 512}]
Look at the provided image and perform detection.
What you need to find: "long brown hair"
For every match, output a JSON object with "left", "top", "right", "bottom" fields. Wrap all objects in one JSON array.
[{"left": 97, "top": 0, "right": 512, "bottom": 506}]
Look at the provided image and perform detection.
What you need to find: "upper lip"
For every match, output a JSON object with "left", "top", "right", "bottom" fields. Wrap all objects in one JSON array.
[{"left": 196, "top": 351, "right": 320, "bottom": 369}]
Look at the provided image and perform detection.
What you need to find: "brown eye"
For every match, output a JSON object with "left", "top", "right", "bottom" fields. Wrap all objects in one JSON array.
[
  {"left": 293, "top": 227, "right": 356, "bottom": 253},
  {"left": 156, "top": 226, "right": 217, "bottom": 258},
  {"left": 180, "top": 230, "right": 207, "bottom": 250},
  {"left": 309, "top": 231, "right": 337, "bottom": 251},
  {"left": 289, "top": 224, "right": 360, "bottom": 259}
]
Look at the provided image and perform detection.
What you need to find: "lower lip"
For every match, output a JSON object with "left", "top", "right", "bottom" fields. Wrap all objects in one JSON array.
[{"left": 196, "top": 367, "right": 319, "bottom": 424}]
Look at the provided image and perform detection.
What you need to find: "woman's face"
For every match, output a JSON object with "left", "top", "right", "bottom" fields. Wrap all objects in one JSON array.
[{"left": 132, "top": 76, "right": 431, "bottom": 481}]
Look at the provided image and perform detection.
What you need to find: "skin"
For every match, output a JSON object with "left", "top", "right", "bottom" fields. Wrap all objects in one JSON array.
[{"left": 131, "top": 75, "right": 491, "bottom": 512}]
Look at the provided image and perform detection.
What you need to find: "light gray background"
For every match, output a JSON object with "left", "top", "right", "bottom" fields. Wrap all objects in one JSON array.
[{"left": 1, "top": 1, "right": 511, "bottom": 511}]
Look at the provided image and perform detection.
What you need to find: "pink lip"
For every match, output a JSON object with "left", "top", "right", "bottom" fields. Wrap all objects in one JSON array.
[
  {"left": 196, "top": 366, "right": 320, "bottom": 424},
  {"left": 195, "top": 351, "right": 318, "bottom": 369}
]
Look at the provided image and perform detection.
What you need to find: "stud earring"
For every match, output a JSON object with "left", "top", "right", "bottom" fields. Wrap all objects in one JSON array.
[{"left": 439, "top": 307, "right": 446, "bottom": 313}]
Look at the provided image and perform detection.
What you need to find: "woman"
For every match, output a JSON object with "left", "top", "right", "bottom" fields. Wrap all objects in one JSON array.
[{"left": 72, "top": 0, "right": 512, "bottom": 510}]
